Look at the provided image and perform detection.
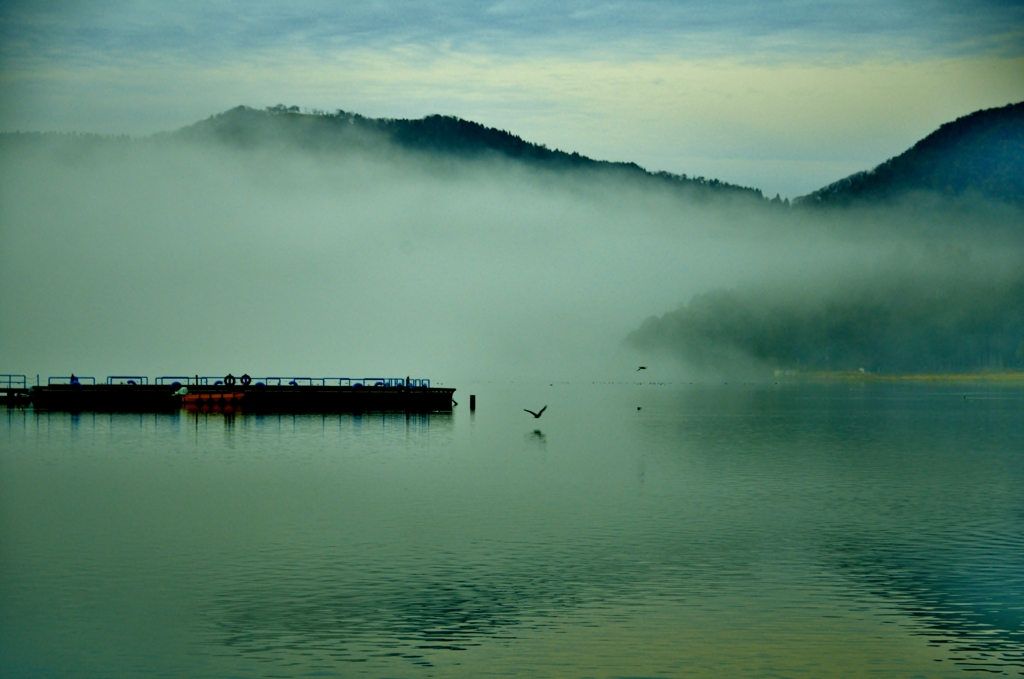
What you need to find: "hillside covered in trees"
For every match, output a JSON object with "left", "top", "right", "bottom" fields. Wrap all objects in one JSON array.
[
  {"left": 170, "top": 105, "right": 767, "bottom": 202},
  {"left": 6, "top": 101, "right": 1021, "bottom": 211},
  {"left": 796, "top": 101, "right": 1024, "bottom": 207}
]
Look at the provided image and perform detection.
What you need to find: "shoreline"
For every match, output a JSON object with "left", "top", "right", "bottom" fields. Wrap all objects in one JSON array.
[{"left": 791, "top": 370, "right": 1024, "bottom": 384}]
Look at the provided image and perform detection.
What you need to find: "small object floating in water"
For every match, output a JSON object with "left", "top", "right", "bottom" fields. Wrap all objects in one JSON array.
[
  {"left": 637, "top": 407, "right": 641, "bottom": 410},
  {"left": 637, "top": 366, "right": 647, "bottom": 371},
  {"left": 524, "top": 405, "right": 547, "bottom": 418}
]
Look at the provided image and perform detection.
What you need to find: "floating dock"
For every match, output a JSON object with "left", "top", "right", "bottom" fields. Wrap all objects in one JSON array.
[{"left": 2, "top": 375, "right": 455, "bottom": 414}]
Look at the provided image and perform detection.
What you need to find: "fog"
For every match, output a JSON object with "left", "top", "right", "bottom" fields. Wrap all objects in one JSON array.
[{"left": 1, "top": 131, "right": 1020, "bottom": 383}]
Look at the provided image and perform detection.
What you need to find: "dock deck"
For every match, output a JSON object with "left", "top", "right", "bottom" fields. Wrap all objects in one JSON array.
[{"left": 3, "top": 375, "right": 455, "bottom": 413}]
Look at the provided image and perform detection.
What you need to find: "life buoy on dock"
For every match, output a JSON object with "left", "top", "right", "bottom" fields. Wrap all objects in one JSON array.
[
  {"left": 240, "top": 374, "right": 251, "bottom": 386},
  {"left": 224, "top": 374, "right": 236, "bottom": 386}
]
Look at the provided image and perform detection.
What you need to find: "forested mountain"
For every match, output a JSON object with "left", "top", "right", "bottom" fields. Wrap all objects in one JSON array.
[
  {"left": 170, "top": 105, "right": 767, "bottom": 201},
  {"left": 6, "top": 102, "right": 1022, "bottom": 209},
  {"left": 797, "top": 101, "right": 1024, "bottom": 206}
]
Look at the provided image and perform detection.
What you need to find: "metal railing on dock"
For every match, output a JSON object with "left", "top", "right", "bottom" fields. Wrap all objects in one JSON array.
[
  {"left": 48, "top": 376, "right": 97, "bottom": 385},
  {"left": 106, "top": 376, "right": 149, "bottom": 385},
  {"left": 1, "top": 374, "right": 27, "bottom": 389},
  {"left": 265, "top": 377, "right": 319, "bottom": 386},
  {"left": 311, "top": 377, "right": 430, "bottom": 388}
]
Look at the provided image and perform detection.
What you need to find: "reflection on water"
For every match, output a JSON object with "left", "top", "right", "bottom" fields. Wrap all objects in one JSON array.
[
  {"left": 209, "top": 537, "right": 649, "bottom": 667},
  {"left": 525, "top": 428, "right": 547, "bottom": 449},
  {"left": 634, "top": 385, "right": 1024, "bottom": 676},
  {"left": 830, "top": 535, "right": 1024, "bottom": 674},
  {"left": 1, "top": 384, "right": 1022, "bottom": 677}
]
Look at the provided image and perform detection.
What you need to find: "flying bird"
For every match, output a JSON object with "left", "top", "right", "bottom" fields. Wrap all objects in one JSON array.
[
  {"left": 637, "top": 366, "right": 647, "bottom": 371},
  {"left": 524, "top": 405, "right": 547, "bottom": 418}
]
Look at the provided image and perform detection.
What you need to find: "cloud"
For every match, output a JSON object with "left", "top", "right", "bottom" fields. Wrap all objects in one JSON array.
[
  {"left": 1, "top": 1, "right": 1022, "bottom": 198},
  {"left": 3, "top": 0, "right": 1023, "bottom": 65},
  {"left": 3, "top": 44, "right": 1021, "bottom": 198}
]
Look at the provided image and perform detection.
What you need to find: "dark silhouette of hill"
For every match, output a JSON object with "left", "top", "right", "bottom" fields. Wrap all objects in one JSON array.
[
  {"left": 170, "top": 105, "right": 767, "bottom": 201},
  {"left": 798, "top": 101, "right": 1024, "bottom": 206},
  {"left": 5, "top": 102, "right": 1022, "bottom": 209}
]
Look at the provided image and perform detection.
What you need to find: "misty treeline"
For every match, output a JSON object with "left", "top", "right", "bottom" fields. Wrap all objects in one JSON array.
[{"left": 628, "top": 249, "right": 1024, "bottom": 374}]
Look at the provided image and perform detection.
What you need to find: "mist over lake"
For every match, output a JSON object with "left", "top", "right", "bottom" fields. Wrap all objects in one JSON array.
[
  {"left": 2, "top": 99, "right": 1023, "bottom": 678},
  {"left": 3, "top": 105, "right": 1022, "bottom": 382},
  {"left": 3, "top": 0, "right": 1024, "bottom": 673}
]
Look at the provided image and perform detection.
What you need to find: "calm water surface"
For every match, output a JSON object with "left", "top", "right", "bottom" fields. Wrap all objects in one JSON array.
[{"left": 2, "top": 383, "right": 1023, "bottom": 678}]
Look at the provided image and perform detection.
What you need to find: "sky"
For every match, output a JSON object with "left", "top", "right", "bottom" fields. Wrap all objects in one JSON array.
[{"left": 1, "top": 0, "right": 1023, "bottom": 197}]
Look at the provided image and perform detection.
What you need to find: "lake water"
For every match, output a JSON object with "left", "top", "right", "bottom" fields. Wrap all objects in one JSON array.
[{"left": 2, "top": 382, "right": 1023, "bottom": 678}]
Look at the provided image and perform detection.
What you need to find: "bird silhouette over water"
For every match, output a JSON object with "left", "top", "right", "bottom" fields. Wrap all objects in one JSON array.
[
  {"left": 637, "top": 366, "right": 647, "bottom": 371},
  {"left": 524, "top": 405, "right": 547, "bottom": 418}
]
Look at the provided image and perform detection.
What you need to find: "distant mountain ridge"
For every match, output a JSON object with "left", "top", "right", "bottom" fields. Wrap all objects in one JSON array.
[
  {"left": 170, "top": 105, "right": 768, "bottom": 201},
  {"left": 797, "top": 101, "right": 1024, "bottom": 206},
  {"left": 4, "top": 102, "right": 1023, "bottom": 207}
]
